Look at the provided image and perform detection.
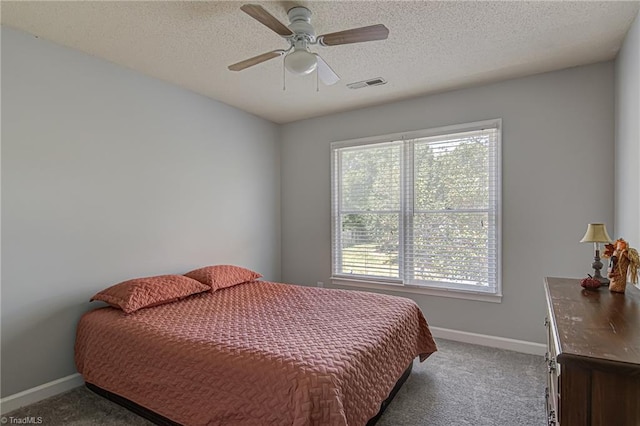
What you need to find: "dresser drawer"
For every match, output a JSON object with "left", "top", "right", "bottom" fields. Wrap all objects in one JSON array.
[{"left": 545, "top": 316, "right": 559, "bottom": 426}]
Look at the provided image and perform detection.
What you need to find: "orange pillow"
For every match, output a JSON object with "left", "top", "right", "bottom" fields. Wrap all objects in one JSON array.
[
  {"left": 184, "top": 265, "right": 262, "bottom": 291},
  {"left": 91, "top": 275, "right": 210, "bottom": 314}
]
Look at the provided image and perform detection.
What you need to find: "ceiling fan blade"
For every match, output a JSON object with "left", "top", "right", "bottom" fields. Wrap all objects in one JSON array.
[
  {"left": 240, "top": 4, "right": 293, "bottom": 37},
  {"left": 315, "top": 54, "right": 340, "bottom": 86},
  {"left": 228, "top": 50, "right": 285, "bottom": 71},
  {"left": 318, "top": 24, "right": 389, "bottom": 46}
]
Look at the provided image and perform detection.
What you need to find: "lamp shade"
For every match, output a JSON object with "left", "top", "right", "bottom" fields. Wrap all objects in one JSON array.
[{"left": 580, "top": 223, "right": 612, "bottom": 243}]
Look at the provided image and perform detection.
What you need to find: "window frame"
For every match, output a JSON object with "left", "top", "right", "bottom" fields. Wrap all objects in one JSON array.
[{"left": 330, "top": 119, "right": 502, "bottom": 303}]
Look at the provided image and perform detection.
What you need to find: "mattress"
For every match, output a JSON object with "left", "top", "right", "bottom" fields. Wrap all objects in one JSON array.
[{"left": 75, "top": 280, "right": 436, "bottom": 425}]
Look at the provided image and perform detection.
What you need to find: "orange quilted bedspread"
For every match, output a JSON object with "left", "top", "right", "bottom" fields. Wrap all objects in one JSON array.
[{"left": 75, "top": 281, "right": 436, "bottom": 425}]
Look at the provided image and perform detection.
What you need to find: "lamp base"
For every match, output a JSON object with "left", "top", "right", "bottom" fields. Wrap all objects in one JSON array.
[{"left": 591, "top": 253, "right": 609, "bottom": 286}]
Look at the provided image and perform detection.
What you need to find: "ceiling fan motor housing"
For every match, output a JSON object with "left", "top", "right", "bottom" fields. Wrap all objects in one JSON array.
[{"left": 287, "top": 6, "right": 315, "bottom": 40}]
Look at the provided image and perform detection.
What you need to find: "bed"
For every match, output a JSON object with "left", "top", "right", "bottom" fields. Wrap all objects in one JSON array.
[{"left": 75, "top": 278, "right": 436, "bottom": 425}]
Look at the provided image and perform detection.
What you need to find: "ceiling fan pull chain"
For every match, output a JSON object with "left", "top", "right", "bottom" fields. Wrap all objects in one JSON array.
[
  {"left": 282, "top": 60, "right": 286, "bottom": 91},
  {"left": 316, "top": 68, "right": 319, "bottom": 92}
]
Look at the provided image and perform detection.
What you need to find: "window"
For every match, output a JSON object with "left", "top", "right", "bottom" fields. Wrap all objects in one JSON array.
[{"left": 331, "top": 119, "right": 501, "bottom": 301}]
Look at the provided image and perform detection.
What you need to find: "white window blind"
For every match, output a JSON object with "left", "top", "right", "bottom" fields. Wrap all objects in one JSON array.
[{"left": 331, "top": 119, "right": 501, "bottom": 296}]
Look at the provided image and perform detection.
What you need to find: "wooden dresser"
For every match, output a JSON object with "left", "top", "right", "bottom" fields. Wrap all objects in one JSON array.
[{"left": 544, "top": 277, "right": 640, "bottom": 426}]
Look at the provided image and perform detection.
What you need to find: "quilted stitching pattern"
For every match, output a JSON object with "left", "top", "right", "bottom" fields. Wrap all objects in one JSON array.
[
  {"left": 184, "top": 264, "right": 262, "bottom": 291},
  {"left": 76, "top": 281, "right": 436, "bottom": 425},
  {"left": 90, "top": 275, "right": 210, "bottom": 314}
]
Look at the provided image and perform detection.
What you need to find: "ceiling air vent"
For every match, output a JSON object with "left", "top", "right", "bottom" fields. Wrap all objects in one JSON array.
[{"left": 347, "top": 77, "right": 387, "bottom": 89}]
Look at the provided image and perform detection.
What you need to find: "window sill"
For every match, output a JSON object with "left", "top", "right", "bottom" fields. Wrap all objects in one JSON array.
[{"left": 330, "top": 277, "right": 502, "bottom": 303}]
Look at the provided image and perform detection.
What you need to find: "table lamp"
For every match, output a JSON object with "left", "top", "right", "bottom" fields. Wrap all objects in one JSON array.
[{"left": 580, "top": 223, "right": 612, "bottom": 285}]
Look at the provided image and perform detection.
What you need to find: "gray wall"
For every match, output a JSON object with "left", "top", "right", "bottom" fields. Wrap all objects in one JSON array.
[
  {"left": 281, "top": 62, "right": 615, "bottom": 344},
  {"left": 615, "top": 11, "right": 640, "bottom": 247},
  {"left": 1, "top": 27, "right": 281, "bottom": 397}
]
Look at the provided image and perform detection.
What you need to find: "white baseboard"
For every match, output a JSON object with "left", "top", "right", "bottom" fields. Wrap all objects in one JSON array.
[
  {"left": 430, "top": 326, "right": 546, "bottom": 356},
  {"left": 0, "top": 373, "right": 84, "bottom": 415}
]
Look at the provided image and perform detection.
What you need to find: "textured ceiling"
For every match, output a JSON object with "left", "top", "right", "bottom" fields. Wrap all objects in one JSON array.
[{"left": 2, "top": 1, "right": 639, "bottom": 123}]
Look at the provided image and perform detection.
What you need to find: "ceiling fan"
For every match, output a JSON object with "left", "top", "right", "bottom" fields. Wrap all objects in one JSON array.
[{"left": 228, "top": 4, "right": 389, "bottom": 86}]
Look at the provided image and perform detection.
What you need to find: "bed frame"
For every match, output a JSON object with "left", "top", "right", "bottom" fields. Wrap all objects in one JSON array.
[{"left": 86, "top": 362, "right": 413, "bottom": 426}]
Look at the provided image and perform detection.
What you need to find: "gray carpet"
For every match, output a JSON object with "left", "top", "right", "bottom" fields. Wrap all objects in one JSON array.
[{"left": 3, "top": 339, "right": 546, "bottom": 425}]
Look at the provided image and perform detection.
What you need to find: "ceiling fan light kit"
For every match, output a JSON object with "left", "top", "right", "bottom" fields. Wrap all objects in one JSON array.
[
  {"left": 284, "top": 49, "right": 317, "bottom": 75},
  {"left": 228, "top": 4, "right": 389, "bottom": 86}
]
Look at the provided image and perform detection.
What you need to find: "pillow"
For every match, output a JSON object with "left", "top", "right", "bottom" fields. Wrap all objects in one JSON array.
[
  {"left": 184, "top": 265, "right": 262, "bottom": 291},
  {"left": 91, "top": 274, "right": 210, "bottom": 314}
]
